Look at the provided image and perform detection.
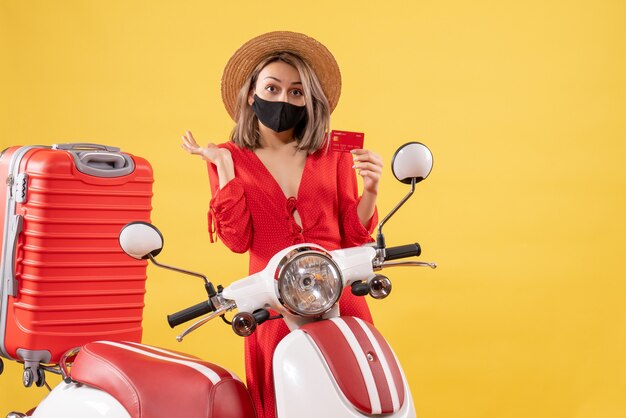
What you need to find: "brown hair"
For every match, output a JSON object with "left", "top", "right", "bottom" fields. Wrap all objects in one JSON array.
[{"left": 229, "top": 52, "right": 330, "bottom": 153}]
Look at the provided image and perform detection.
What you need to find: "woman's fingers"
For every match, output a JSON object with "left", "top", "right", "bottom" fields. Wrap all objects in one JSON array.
[
  {"left": 181, "top": 137, "right": 201, "bottom": 154},
  {"left": 351, "top": 149, "right": 383, "bottom": 167},
  {"left": 352, "top": 149, "right": 382, "bottom": 194},
  {"left": 181, "top": 130, "right": 212, "bottom": 157},
  {"left": 357, "top": 168, "right": 381, "bottom": 180},
  {"left": 353, "top": 161, "right": 382, "bottom": 174},
  {"left": 184, "top": 130, "right": 201, "bottom": 147}
]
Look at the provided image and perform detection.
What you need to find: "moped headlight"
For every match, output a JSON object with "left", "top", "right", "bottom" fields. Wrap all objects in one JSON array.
[{"left": 276, "top": 249, "right": 343, "bottom": 317}]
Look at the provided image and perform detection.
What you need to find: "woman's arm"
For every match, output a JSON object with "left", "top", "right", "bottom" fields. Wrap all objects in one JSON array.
[
  {"left": 182, "top": 131, "right": 252, "bottom": 253},
  {"left": 207, "top": 166, "right": 253, "bottom": 253},
  {"left": 351, "top": 148, "right": 383, "bottom": 226},
  {"left": 337, "top": 150, "right": 381, "bottom": 248}
]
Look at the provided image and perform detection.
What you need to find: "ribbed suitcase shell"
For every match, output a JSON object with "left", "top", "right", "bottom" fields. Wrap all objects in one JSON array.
[{"left": 0, "top": 144, "right": 153, "bottom": 366}]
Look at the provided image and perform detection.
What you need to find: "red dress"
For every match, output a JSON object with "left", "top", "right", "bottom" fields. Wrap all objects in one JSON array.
[{"left": 207, "top": 141, "right": 377, "bottom": 418}]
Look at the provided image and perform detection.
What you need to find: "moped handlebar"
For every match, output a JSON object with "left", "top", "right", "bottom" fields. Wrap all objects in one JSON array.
[
  {"left": 384, "top": 243, "right": 421, "bottom": 260},
  {"left": 167, "top": 300, "right": 213, "bottom": 328}
]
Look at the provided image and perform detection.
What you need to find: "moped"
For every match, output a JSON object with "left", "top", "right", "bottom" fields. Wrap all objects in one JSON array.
[{"left": 7, "top": 142, "right": 436, "bottom": 418}]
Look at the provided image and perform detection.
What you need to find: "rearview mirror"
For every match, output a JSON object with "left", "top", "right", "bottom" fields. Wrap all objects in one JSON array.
[
  {"left": 391, "top": 142, "right": 433, "bottom": 184},
  {"left": 119, "top": 221, "right": 164, "bottom": 260},
  {"left": 376, "top": 142, "right": 434, "bottom": 249}
]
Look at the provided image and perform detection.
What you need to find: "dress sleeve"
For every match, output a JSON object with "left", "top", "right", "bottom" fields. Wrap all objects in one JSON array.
[
  {"left": 337, "top": 152, "right": 378, "bottom": 248},
  {"left": 207, "top": 161, "right": 253, "bottom": 253}
]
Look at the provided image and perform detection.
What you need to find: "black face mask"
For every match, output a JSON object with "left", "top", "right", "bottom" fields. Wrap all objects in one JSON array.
[{"left": 251, "top": 94, "right": 306, "bottom": 133}]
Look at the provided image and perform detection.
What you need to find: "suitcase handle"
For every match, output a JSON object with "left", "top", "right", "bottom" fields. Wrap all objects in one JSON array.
[
  {"left": 74, "top": 152, "right": 135, "bottom": 177},
  {"left": 53, "top": 143, "right": 136, "bottom": 178},
  {"left": 52, "top": 143, "right": 120, "bottom": 152},
  {"left": 4, "top": 215, "right": 23, "bottom": 297}
]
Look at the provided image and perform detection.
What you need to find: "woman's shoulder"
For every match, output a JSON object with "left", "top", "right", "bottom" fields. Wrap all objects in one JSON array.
[
  {"left": 218, "top": 141, "right": 251, "bottom": 156},
  {"left": 217, "top": 141, "right": 238, "bottom": 151},
  {"left": 218, "top": 141, "right": 259, "bottom": 166}
]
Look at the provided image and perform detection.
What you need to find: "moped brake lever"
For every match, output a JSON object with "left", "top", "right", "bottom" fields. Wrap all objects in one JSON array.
[
  {"left": 381, "top": 260, "right": 437, "bottom": 269},
  {"left": 176, "top": 301, "right": 237, "bottom": 342}
]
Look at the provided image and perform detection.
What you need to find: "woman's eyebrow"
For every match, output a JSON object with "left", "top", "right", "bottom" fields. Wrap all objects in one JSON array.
[{"left": 263, "top": 76, "right": 302, "bottom": 85}]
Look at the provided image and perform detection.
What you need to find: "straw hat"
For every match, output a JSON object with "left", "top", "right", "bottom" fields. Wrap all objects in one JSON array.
[{"left": 220, "top": 31, "right": 342, "bottom": 120}]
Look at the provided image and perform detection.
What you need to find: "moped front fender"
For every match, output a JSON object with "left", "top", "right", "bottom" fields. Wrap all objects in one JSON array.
[{"left": 273, "top": 316, "right": 416, "bottom": 418}]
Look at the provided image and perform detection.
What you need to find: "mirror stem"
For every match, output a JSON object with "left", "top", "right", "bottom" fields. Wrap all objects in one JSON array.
[
  {"left": 147, "top": 254, "right": 216, "bottom": 297},
  {"left": 376, "top": 178, "right": 416, "bottom": 249}
]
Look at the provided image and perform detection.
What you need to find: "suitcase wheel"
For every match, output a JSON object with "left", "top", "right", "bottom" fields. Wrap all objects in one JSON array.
[
  {"left": 22, "top": 368, "right": 33, "bottom": 387},
  {"left": 22, "top": 367, "right": 44, "bottom": 388}
]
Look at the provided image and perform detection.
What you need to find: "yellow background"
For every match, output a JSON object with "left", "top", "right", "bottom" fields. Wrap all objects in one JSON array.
[{"left": 1, "top": 0, "right": 625, "bottom": 417}]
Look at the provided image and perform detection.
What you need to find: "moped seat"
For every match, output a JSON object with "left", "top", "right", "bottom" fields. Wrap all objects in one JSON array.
[{"left": 69, "top": 341, "right": 256, "bottom": 418}]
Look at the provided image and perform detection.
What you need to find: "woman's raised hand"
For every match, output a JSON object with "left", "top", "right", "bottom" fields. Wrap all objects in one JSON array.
[
  {"left": 351, "top": 149, "right": 383, "bottom": 195},
  {"left": 181, "top": 130, "right": 235, "bottom": 189},
  {"left": 181, "top": 130, "right": 230, "bottom": 163}
]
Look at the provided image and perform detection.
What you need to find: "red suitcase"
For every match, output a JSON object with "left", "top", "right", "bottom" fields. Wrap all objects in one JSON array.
[{"left": 0, "top": 143, "right": 153, "bottom": 386}]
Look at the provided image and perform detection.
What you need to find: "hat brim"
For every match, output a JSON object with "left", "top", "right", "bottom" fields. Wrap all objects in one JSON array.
[{"left": 221, "top": 31, "right": 341, "bottom": 121}]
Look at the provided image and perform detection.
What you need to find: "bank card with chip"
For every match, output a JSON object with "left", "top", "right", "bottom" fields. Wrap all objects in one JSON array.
[{"left": 330, "top": 130, "right": 364, "bottom": 152}]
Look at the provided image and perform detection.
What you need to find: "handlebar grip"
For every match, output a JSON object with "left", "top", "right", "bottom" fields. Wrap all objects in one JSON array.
[
  {"left": 167, "top": 300, "right": 213, "bottom": 328},
  {"left": 384, "top": 243, "right": 421, "bottom": 261}
]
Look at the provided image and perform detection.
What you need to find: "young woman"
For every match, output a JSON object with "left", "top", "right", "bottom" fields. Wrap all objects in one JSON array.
[{"left": 181, "top": 31, "right": 383, "bottom": 418}]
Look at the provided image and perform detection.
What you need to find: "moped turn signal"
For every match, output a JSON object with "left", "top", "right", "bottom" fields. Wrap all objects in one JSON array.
[
  {"left": 368, "top": 275, "right": 392, "bottom": 299},
  {"left": 232, "top": 312, "right": 258, "bottom": 337}
]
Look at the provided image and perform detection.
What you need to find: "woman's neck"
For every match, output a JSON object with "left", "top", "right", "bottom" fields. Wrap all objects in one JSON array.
[{"left": 258, "top": 125, "right": 296, "bottom": 150}]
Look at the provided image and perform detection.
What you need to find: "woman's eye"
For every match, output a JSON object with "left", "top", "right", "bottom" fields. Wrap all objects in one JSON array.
[
  {"left": 291, "top": 89, "right": 304, "bottom": 97},
  {"left": 265, "top": 85, "right": 278, "bottom": 93}
]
